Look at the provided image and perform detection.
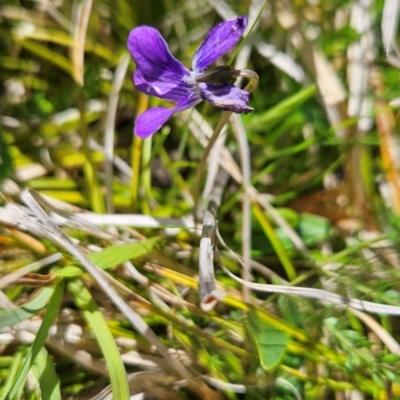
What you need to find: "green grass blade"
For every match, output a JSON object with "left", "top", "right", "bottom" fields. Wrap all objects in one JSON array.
[
  {"left": 0, "top": 352, "right": 23, "bottom": 400},
  {"left": 247, "top": 86, "right": 316, "bottom": 132},
  {"left": 14, "top": 39, "right": 72, "bottom": 75},
  {"left": 67, "top": 279, "right": 129, "bottom": 400},
  {"left": 252, "top": 202, "right": 297, "bottom": 280},
  {"left": 31, "top": 347, "right": 62, "bottom": 400},
  {"left": 3, "top": 282, "right": 64, "bottom": 400},
  {"left": 0, "top": 287, "right": 55, "bottom": 329}
]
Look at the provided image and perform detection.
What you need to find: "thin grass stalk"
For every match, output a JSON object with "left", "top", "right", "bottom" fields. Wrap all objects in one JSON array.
[
  {"left": 232, "top": 113, "right": 252, "bottom": 300},
  {"left": 141, "top": 135, "right": 152, "bottom": 214},
  {"left": 130, "top": 93, "right": 148, "bottom": 209},
  {"left": 104, "top": 53, "right": 130, "bottom": 213},
  {"left": 78, "top": 92, "right": 105, "bottom": 213}
]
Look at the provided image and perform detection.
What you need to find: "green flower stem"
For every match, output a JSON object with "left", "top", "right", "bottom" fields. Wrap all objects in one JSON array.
[{"left": 130, "top": 93, "right": 148, "bottom": 210}]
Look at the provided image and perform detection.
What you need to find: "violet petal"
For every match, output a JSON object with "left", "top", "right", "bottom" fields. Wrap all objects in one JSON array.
[
  {"left": 192, "top": 17, "right": 247, "bottom": 73},
  {"left": 128, "top": 26, "right": 192, "bottom": 102},
  {"left": 200, "top": 83, "right": 253, "bottom": 114},
  {"left": 134, "top": 94, "right": 202, "bottom": 138}
]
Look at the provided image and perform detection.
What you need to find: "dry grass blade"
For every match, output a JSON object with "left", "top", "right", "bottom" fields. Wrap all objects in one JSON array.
[
  {"left": 232, "top": 114, "right": 252, "bottom": 301},
  {"left": 255, "top": 40, "right": 305, "bottom": 83},
  {"left": 104, "top": 53, "right": 130, "bottom": 213},
  {"left": 0, "top": 253, "right": 62, "bottom": 289},
  {"left": 215, "top": 229, "right": 400, "bottom": 316},
  {"left": 382, "top": 0, "right": 400, "bottom": 55},
  {"left": 70, "top": 0, "right": 93, "bottom": 86},
  {"left": 199, "top": 170, "right": 229, "bottom": 311},
  {"left": 350, "top": 309, "right": 400, "bottom": 354}
]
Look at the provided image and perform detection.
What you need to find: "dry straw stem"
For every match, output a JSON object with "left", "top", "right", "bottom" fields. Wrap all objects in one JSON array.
[
  {"left": 0, "top": 253, "right": 62, "bottom": 290},
  {"left": 70, "top": 0, "right": 92, "bottom": 86},
  {"left": 215, "top": 229, "right": 400, "bottom": 317},
  {"left": 231, "top": 114, "right": 252, "bottom": 301},
  {"left": 382, "top": 0, "right": 400, "bottom": 55},
  {"left": 199, "top": 170, "right": 229, "bottom": 311},
  {"left": 104, "top": 53, "right": 130, "bottom": 213}
]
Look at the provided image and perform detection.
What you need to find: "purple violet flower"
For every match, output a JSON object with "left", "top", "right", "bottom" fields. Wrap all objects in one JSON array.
[{"left": 127, "top": 16, "right": 253, "bottom": 138}]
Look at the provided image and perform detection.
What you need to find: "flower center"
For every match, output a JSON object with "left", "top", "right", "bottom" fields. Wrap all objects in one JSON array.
[
  {"left": 182, "top": 71, "right": 198, "bottom": 86},
  {"left": 195, "top": 66, "right": 240, "bottom": 85}
]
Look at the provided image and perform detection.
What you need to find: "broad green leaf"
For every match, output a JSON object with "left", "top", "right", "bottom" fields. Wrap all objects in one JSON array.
[
  {"left": 246, "top": 310, "right": 288, "bottom": 371},
  {"left": 0, "top": 287, "right": 55, "bottom": 329},
  {"left": 277, "top": 295, "right": 305, "bottom": 329},
  {"left": 31, "top": 348, "right": 62, "bottom": 400},
  {"left": 89, "top": 236, "right": 161, "bottom": 270},
  {"left": 67, "top": 279, "right": 129, "bottom": 400},
  {"left": 298, "top": 213, "right": 331, "bottom": 246},
  {"left": 3, "top": 282, "right": 64, "bottom": 400}
]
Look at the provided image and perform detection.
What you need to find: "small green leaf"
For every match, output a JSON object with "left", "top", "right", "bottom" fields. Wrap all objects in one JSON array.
[
  {"left": 344, "top": 354, "right": 355, "bottom": 373},
  {"left": 381, "top": 367, "right": 397, "bottom": 383},
  {"left": 275, "top": 208, "right": 301, "bottom": 228},
  {"left": 89, "top": 236, "right": 161, "bottom": 270},
  {"left": 381, "top": 354, "right": 400, "bottom": 364},
  {"left": 298, "top": 213, "right": 331, "bottom": 246},
  {"left": 382, "top": 290, "right": 400, "bottom": 302},
  {"left": 246, "top": 310, "right": 288, "bottom": 371},
  {"left": 341, "top": 330, "right": 362, "bottom": 341},
  {"left": 55, "top": 265, "right": 84, "bottom": 278},
  {"left": 372, "top": 373, "right": 385, "bottom": 389}
]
